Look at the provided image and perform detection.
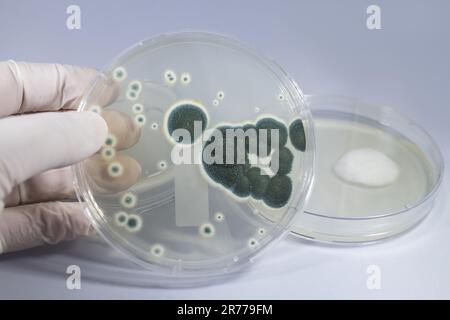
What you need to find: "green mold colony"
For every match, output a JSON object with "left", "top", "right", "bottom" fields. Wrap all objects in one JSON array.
[
  {"left": 167, "top": 103, "right": 208, "bottom": 144},
  {"left": 202, "top": 116, "right": 304, "bottom": 208},
  {"left": 289, "top": 118, "right": 306, "bottom": 152}
]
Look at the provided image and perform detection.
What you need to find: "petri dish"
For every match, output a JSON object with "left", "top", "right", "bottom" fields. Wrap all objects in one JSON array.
[
  {"left": 291, "top": 95, "right": 444, "bottom": 244},
  {"left": 73, "top": 32, "right": 314, "bottom": 285}
]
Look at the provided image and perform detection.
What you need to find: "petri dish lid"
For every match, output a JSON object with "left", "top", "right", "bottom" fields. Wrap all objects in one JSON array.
[
  {"left": 291, "top": 95, "right": 444, "bottom": 244},
  {"left": 73, "top": 32, "right": 315, "bottom": 283}
]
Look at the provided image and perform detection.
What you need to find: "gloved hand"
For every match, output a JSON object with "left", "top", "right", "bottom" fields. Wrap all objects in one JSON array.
[{"left": 0, "top": 61, "right": 141, "bottom": 254}]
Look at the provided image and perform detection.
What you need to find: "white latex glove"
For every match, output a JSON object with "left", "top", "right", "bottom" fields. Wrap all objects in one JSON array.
[{"left": 0, "top": 61, "right": 141, "bottom": 254}]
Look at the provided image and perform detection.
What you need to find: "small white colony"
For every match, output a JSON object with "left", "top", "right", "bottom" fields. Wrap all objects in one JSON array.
[
  {"left": 248, "top": 238, "right": 259, "bottom": 248},
  {"left": 180, "top": 72, "right": 191, "bottom": 85},
  {"left": 114, "top": 211, "right": 129, "bottom": 227},
  {"left": 132, "top": 103, "right": 144, "bottom": 114},
  {"left": 107, "top": 162, "right": 123, "bottom": 178},
  {"left": 104, "top": 133, "right": 117, "bottom": 148},
  {"left": 199, "top": 223, "right": 215, "bottom": 238},
  {"left": 134, "top": 114, "right": 147, "bottom": 127},
  {"left": 113, "top": 66, "right": 127, "bottom": 81},
  {"left": 157, "top": 160, "right": 167, "bottom": 171},
  {"left": 164, "top": 69, "right": 177, "bottom": 85},
  {"left": 125, "top": 214, "right": 143, "bottom": 233},
  {"left": 120, "top": 192, "right": 138, "bottom": 208},
  {"left": 150, "top": 244, "right": 165, "bottom": 257},
  {"left": 101, "top": 146, "right": 116, "bottom": 160},
  {"left": 333, "top": 148, "right": 399, "bottom": 188},
  {"left": 257, "top": 228, "right": 266, "bottom": 236},
  {"left": 214, "top": 212, "right": 224, "bottom": 222},
  {"left": 128, "top": 80, "right": 142, "bottom": 93},
  {"left": 217, "top": 91, "right": 225, "bottom": 100},
  {"left": 126, "top": 89, "right": 139, "bottom": 101}
]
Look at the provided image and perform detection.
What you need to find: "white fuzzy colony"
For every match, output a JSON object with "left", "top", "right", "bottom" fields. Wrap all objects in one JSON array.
[
  {"left": 125, "top": 214, "right": 143, "bottom": 233},
  {"left": 132, "top": 103, "right": 144, "bottom": 113},
  {"left": 199, "top": 223, "right": 215, "bottom": 238},
  {"left": 134, "top": 114, "right": 147, "bottom": 127},
  {"left": 107, "top": 162, "right": 123, "bottom": 178},
  {"left": 333, "top": 148, "right": 399, "bottom": 188},
  {"left": 120, "top": 192, "right": 138, "bottom": 209},
  {"left": 164, "top": 70, "right": 177, "bottom": 85},
  {"left": 180, "top": 72, "right": 191, "bottom": 85},
  {"left": 214, "top": 212, "right": 224, "bottom": 222},
  {"left": 113, "top": 66, "right": 127, "bottom": 81},
  {"left": 150, "top": 244, "right": 165, "bottom": 257}
]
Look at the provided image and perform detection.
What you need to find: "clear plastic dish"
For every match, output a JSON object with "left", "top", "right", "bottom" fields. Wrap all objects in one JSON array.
[
  {"left": 73, "top": 32, "right": 314, "bottom": 285},
  {"left": 291, "top": 95, "right": 444, "bottom": 244}
]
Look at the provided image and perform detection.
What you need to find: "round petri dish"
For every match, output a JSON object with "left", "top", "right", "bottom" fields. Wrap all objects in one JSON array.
[
  {"left": 291, "top": 95, "right": 444, "bottom": 244},
  {"left": 73, "top": 32, "right": 314, "bottom": 285}
]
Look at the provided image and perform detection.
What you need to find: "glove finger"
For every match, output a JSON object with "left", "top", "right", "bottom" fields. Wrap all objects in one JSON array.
[
  {"left": 3, "top": 167, "right": 74, "bottom": 207},
  {"left": 0, "top": 111, "right": 107, "bottom": 201},
  {"left": 3, "top": 151, "right": 143, "bottom": 206},
  {"left": 0, "top": 61, "right": 119, "bottom": 118},
  {"left": 2, "top": 109, "right": 142, "bottom": 206},
  {"left": 101, "top": 110, "right": 141, "bottom": 150},
  {"left": 85, "top": 153, "right": 142, "bottom": 195},
  {"left": 0, "top": 201, "right": 93, "bottom": 254}
]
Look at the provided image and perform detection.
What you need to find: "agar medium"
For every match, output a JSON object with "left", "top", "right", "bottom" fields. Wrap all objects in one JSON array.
[
  {"left": 291, "top": 95, "right": 444, "bottom": 244},
  {"left": 73, "top": 32, "right": 314, "bottom": 284}
]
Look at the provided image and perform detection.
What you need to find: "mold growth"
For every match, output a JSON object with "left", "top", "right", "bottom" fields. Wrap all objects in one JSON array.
[
  {"left": 150, "top": 244, "right": 164, "bottom": 257},
  {"left": 129, "top": 80, "right": 142, "bottom": 93},
  {"left": 107, "top": 162, "right": 123, "bottom": 178},
  {"left": 246, "top": 167, "right": 270, "bottom": 200},
  {"left": 271, "top": 147, "right": 293, "bottom": 175},
  {"left": 214, "top": 212, "right": 224, "bottom": 222},
  {"left": 333, "top": 148, "right": 400, "bottom": 187},
  {"left": 164, "top": 69, "right": 177, "bottom": 85},
  {"left": 289, "top": 118, "right": 306, "bottom": 152},
  {"left": 217, "top": 91, "right": 225, "bottom": 100},
  {"left": 120, "top": 192, "right": 137, "bottom": 209},
  {"left": 166, "top": 101, "right": 208, "bottom": 144},
  {"left": 201, "top": 116, "right": 296, "bottom": 208},
  {"left": 126, "top": 89, "right": 139, "bottom": 101},
  {"left": 199, "top": 223, "right": 215, "bottom": 238},
  {"left": 101, "top": 146, "right": 116, "bottom": 160},
  {"left": 126, "top": 214, "right": 143, "bottom": 233},
  {"left": 180, "top": 72, "right": 191, "bottom": 85},
  {"left": 255, "top": 117, "right": 288, "bottom": 152},
  {"left": 134, "top": 114, "right": 147, "bottom": 127},
  {"left": 262, "top": 174, "right": 292, "bottom": 208},
  {"left": 113, "top": 66, "right": 127, "bottom": 81},
  {"left": 132, "top": 103, "right": 144, "bottom": 113},
  {"left": 114, "top": 211, "right": 129, "bottom": 227},
  {"left": 104, "top": 134, "right": 117, "bottom": 148}
]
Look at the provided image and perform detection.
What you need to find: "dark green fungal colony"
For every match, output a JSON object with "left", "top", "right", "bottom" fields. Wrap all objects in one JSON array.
[
  {"left": 167, "top": 103, "right": 208, "bottom": 144},
  {"left": 271, "top": 147, "right": 294, "bottom": 175},
  {"left": 263, "top": 175, "right": 293, "bottom": 209},
  {"left": 127, "top": 217, "right": 138, "bottom": 228},
  {"left": 289, "top": 118, "right": 306, "bottom": 152},
  {"left": 201, "top": 116, "right": 304, "bottom": 208},
  {"left": 256, "top": 117, "right": 288, "bottom": 153}
]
